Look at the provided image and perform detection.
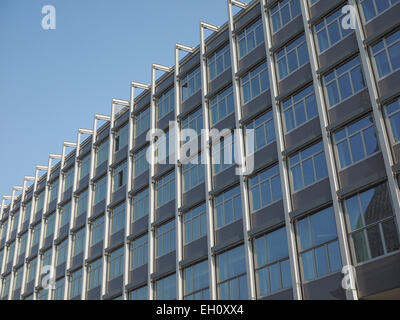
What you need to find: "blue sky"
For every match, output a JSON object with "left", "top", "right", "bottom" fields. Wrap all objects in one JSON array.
[{"left": 0, "top": 0, "right": 230, "bottom": 198}]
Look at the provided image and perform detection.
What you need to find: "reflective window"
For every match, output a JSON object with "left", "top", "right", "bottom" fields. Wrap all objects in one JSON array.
[
  {"left": 289, "top": 141, "right": 328, "bottom": 192},
  {"left": 217, "top": 245, "right": 248, "bottom": 300},
  {"left": 76, "top": 189, "right": 88, "bottom": 216},
  {"left": 90, "top": 215, "right": 104, "bottom": 246},
  {"left": 93, "top": 175, "right": 107, "bottom": 205},
  {"left": 371, "top": 29, "right": 400, "bottom": 78},
  {"left": 215, "top": 185, "right": 242, "bottom": 228},
  {"left": 135, "top": 107, "right": 150, "bottom": 138},
  {"left": 208, "top": 44, "right": 231, "bottom": 81},
  {"left": 108, "top": 247, "right": 124, "bottom": 280},
  {"left": 314, "top": 5, "right": 354, "bottom": 53},
  {"left": 360, "top": 0, "right": 400, "bottom": 22},
  {"left": 132, "top": 188, "right": 149, "bottom": 221},
  {"left": 88, "top": 258, "right": 103, "bottom": 290},
  {"left": 110, "top": 203, "right": 125, "bottom": 235},
  {"left": 112, "top": 161, "right": 127, "bottom": 192},
  {"left": 323, "top": 56, "right": 365, "bottom": 107},
  {"left": 96, "top": 139, "right": 109, "bottom": 167},
  {"left": 254, "top": 227, "right": 291, "bottom": 297},
  {"left": 69, "top": 269, "right": 83, "bottom": 298},
  {"left": 333, "top": 115, "right": 379, "bottom": 170},
  {"left": 184, "top": 260, "right": 209, "bottom": 300},
  {"left": 296, "top": 207, "right": 342, "bottom": 281},
  {"left": 72, "top": 228, "right": 85, "bottom": 257},
  {"left": 240, "top": 62, "right": 269, "bottom": 104},
  {"left": 271, "top": 0, "right": 301, "bottom": 33},
  {"left": 276, "top": 34, "right": 309, "bottom": 80},
  {"left": 134, "top": 147, "right": 149, "bottom": 178},
  {"left": 384, "top": 99, "right": 400, "bottom": 143},
  {"left": 282, "top": 85, "right": 318, "bottom": 132},
  {"left": 79, "top": 154, "right": 91, "bottom": 180},
  {"left": 157, "top": 87, "right": 175, "bottom": 120},
  {"left": 238, "top": 19, "right": 264, "bottom": 58},
  {"left": 130, "top": 285, "right": 148, "bottom": 300},
  {"left": 114, "top": 124, "right": 129, "bottom": 153},
  {"left": 210, "top": 86, "right": 234, "bottom": 125},
  {"left": 130, "top": 234, "right": 148, "bottom": 269},
  {"left": 156, "top": 273, "right": 176, "bottom": 300},
  {"left": 245, "top": 110, "right": 275, "bottom": 153},
  {"left": 181, "top": 67, "right": 201, "bottom": 101},
  {"left": 156, "top": 219, "right": 176, "bottom": 257},
  {"left": 249, "top": 164, "right": 282, "bottom": 212},
  {"left": 183, "top": 203, "right": 207, "bottom": 244},
  {"left": 183, "top": 156, "right": 205, "bottom": 191},
  {"left": 156, "top": 171, "right": 175, "bottom": 208},
  {"left": 344, "top": 184, "right": 400, "bottom": 263}
]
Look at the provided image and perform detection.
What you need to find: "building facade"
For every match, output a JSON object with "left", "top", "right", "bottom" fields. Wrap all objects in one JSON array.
[{"left": 1, "top": 0, "right": 400, "bottom": 300}]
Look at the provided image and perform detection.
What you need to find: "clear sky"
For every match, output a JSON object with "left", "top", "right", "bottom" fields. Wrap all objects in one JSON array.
[{"left": 0, "top": 0, "right": 231, "bottom": 198}]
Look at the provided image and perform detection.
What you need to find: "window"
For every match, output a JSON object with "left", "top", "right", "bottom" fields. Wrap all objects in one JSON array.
[
  {"left": 333, "top": 115, "right": 379, "bottom": 170},
  {"left": 344, "top": 184, "right": 400, "bottom": 263},
  {"left": 40, "top": 249, "right": 52, "bottom": 277},
  {"left": 134, "top": 147, "right": 149, "bottom": 178},
  {"left": 96, "top": 139, "right": 109, "bottom": 167},
  {"left": 182, "top": 107, "right": 203, "bottom": 141},
  {"left": 384, "top": 99, "right": 400, "bottom": 143},
  {"left": 212, "top": 133, "right": 238, "bottom": 174},
  {"left": 240, "top": 62, "right": 269, "bottom": 104},
  {"left": 45, "top": 213, "right": 56, "bottom": 238},
  {"left": 0, "top": 250, "right": 3, "bottom": 270},
  {"left": 1, "top": 275, "right": 10, "bottom": 298},
  {"left": 26, "top": 258, "right": 37, "bottom": 284},
  {"left": 215, "top": 185, "right": 242, "bottom": 228},
  {"left": 156, "top": 273, "right": 176, "bottom": 300},
  {"left": 23, "top": 201, "right": 32, "bottom": 225},
  {"left": 88, "top": 258, "right": 103, "bottom": 290},
  {"left": 245, "top": 110, "right": 275, "bottom": 153},
  {"left": 296, "top": 207, "right": 342, "bottom": 281},
  {"left": 35, "top": 192, "right": 45, "bottom": 213},
  {"left": 76, "top": 189, "right": 88, "bottom": 216},
  {"left": 155, "top": 129, "right": 174, "bottom": 163},
  {"left": 79, "top": 155, "right": 91, "bottom": 180},
  {"left": 114, "top": 124, "right": 129, "bottom": 153},
  {"left": 208, "top": 44, "right": 231, "bottom": 81},
  {"left": 309, "top": 0, "right": 319, "bottom": 5},
  {"left": 132, "top": 188, "right": 149, "bottom": 221},
  {"left": 31, "top": 223, "right": 41, "bottom": 250},
  {"left": 59, "top": 202, "right": 71, "bottom": 229},
  {"left": 135, "top": 107, "right": 150, "bottom": 137},
  {"left": 271, "top": 0, "right": 301, "bottom": 33},
  {"left": 56, "top": 240, "right": 68, "bottom": 266},
  {"left": 184, "top": 260, "right": 209, "bottom": 300},
  {"left": 130, "top": 234, "right": 148, "bottom": 269},
  {"left": 238, "top": 19, "right": 264, "bottom": 58},
  {"left": 72, "top": 228, "right": 85, "bottom": 257},
  {"left": 156, "top": 171, "right": 175, "bottom": 208},
  {"left": 323, "top": 56, "right": 365, "bottom": 107},
  {"left": 183, "top": 156, "right": 205, "bottom": 191},
  {"left": 181, "top": 67, "right": 201, "bottom": 101},
  {"left": 249, "top": 164, "right": 282, "bottom": 212},
  {"left": 14, "top": 267, "right": 23, "bottom": 291},
  {"left": 108, "top": 247, "right": 124, "bottom": 280},
  {"left": 183, "top": 204, "right": 207, "bottom": 244},
  {"left": 93, "top": 175, "right": 107, "bottom": 205},
  {"left": 282, "top": 85, "right": 318, "bottom": 132},
  {"left": 371, "top": 29, "right": 400, "bottom": 78},
  {"left": 69, "top": 269, "right": 83, "bottom": 298},
  {"left": 64, "top": 168, "right": 74, "bottom": 192},
  {"left": 54, "top": 278, "right": 65, "bottom": 300},
  {"left": 210, "top": 86, "right": 234, "bottom": 125},
  {"left": 10, "top": 212, "right": 20, "bottom": 234},
  {"left": 90, "top": 215, "right": 104, "bottom": 246},
  {"left": 360, "top": 0, "right": 400, "bottom": 22},
  {"left": 112, "top": 161, "right": 127, "bottom": 192},
  {"left": 157, "top": 87, "right": 175, "bottom": 120},
  {"left": 156, "top": 220, "right": 176, "bottom": 257},
  {"left": 48, "top": 179, "right": 59, "bottom": 203},
  {"left": 289, "top": 141, "right": 328, "bottom": 192},
  {"left": 6, "top": 241, "right": 15, "bottom": 266},
  {"left": 217, "top": 245, "right": 248, "bottom": 300},
  {"left": 130, "top": 285, "right": 148, "bottom": 300},
  {"left": 276, "top": 34, "right": 309, "bottom": 80},
  {"left": 254, "top": 227, "right": 291, "bottom": 297},
  {"left": 110, "top": 203, "right": 126, "bottom": 235},
  {"left": 0, "top": 220, "right": 8, "bottom": 242},
  {"left": 314, "top": 6, "right": 354, "bottom": 53},
  {"left": 18, "top": 232, "right": 28, "bottom": 257},
  {"left": 38, "top": 288, "right": 47, "bottom": 300}
]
